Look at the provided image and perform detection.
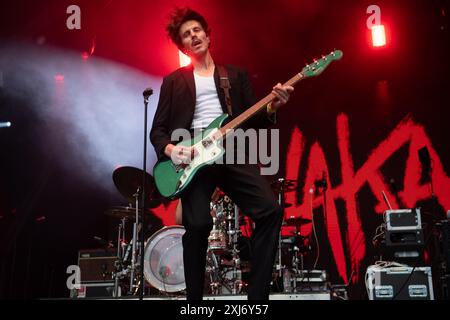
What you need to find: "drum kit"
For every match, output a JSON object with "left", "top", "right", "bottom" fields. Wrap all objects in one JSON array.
[
  {"left": 205, "top": 192, "right": 250, "bottom": 295},
  {"left": 272, "top": 178, "right": 313, "bottom": 293},
  {"left": 105, "top": 167, "right": 312, "bottom": 297}
]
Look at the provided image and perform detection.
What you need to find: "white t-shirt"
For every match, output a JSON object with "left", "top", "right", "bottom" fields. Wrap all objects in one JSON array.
[{"left": 191, "top": 72, "right": 223, "bottom": 130}]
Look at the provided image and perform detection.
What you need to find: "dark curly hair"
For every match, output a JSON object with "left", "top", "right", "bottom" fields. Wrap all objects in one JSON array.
[{"left": 166, "top": 7, "right": 210, "bottom": 51}]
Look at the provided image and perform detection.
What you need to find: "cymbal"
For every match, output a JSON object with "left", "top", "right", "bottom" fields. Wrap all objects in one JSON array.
[
  {"left": 113, "top": 166, "right": 161, "bottom": 208},
  {"left": 283, "top": 215, "right": 312, "bottom": 226},
  {"left": 104, "top": 206, "right": 142, "bottom": 219},
  {"left": 271, "top": 179, "right": 298, "bottom": 192}
]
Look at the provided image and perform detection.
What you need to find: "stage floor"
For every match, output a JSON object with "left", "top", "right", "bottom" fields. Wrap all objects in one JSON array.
[{"left": 79, "top": 292, "right": 331, "bottom": 300}]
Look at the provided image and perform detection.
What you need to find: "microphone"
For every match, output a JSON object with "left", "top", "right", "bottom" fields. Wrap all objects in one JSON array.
[
  {"left": 314, "top": 171, "right": 327, "bottom": 189},
  {"left": 143, "top": 87, "right": 153, "bottom": 101}
]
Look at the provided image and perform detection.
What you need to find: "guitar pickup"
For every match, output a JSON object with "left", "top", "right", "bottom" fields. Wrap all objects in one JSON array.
[{"left": 201, "top": 138, "right": 213, "bottom": 148}]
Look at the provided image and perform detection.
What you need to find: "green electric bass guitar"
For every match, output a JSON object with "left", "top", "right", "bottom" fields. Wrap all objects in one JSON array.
[{"left": 153, "top": 50, "right": 343, "bottom": 199}]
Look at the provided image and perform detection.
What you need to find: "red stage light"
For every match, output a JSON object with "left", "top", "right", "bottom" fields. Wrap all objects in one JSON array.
[
  {"left": 371, "top": 25, "right": 386, "bottom": 47},
  {"left": 35, "top": 216, "right": 46, "bottom": 222},
  {"left": 81, "top": 52, "right": 89, "bottom": 60},
  {"left": 54, "top": 74, "right": 65, "bottom": 82}
]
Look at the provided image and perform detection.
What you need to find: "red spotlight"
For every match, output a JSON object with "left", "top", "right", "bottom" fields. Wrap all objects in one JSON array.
[
  {"left": 89, "top": 39, "right": 96, "bottom": 56},
  {"left": 35, "top": 216, "right": 46, "bottom": 222},
  {"left": 54, "top": 74, "right": 65, "bottom": 82},
  {"left": 371, "top": 25, "right": 386, "bottom": 47},
  {"left": 81, "top": 39, "right": 96, "bottom": 61}
]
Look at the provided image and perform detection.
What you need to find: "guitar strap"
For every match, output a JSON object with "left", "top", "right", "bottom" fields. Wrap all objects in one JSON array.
[{"left": 217, "top": 65, "right": 233, "bottom": 116}]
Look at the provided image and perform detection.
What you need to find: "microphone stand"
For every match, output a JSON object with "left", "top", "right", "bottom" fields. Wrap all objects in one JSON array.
[
  {"left": 139, "top": 88, "right": 153, "bottom": 300},
  {"left": 277, "top": 178, "right": 285, "bottom": 279}
]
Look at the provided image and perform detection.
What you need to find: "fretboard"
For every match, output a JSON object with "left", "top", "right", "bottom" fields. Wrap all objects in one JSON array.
[{"left": 217, "top": 72, "right": 304, "bottom": 139}]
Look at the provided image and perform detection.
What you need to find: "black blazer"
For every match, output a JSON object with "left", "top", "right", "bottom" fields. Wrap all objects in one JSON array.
[{"left": 150, "top": 64, "right": 275, "bottom": 160}]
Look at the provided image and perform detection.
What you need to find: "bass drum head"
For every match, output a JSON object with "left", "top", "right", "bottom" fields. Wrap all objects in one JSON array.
[{"left": 143, "top": 225, "right": 185, "bottom": 293}]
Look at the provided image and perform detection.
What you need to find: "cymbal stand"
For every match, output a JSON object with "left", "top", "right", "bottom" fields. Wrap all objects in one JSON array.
[
  {"left": 290, "top": 225, "right": 302, "bottom": 293},
  {"left": 229, "top": 204, "right": 243, "bottom": 294},
  {"left": 206, "top": 251, "right": 221, "bottom": 295},
  {"left": 128, "top": 188, "right": 141, "bottom": 295},
  {"left": 113, "top": 217, "right": 127, "bottom": 297},
  {"left": 292, "top": 226, "right": 312, "bottom": 293},
  {"left": 276, "top": 178, "right": 286, "bottom": 278}
]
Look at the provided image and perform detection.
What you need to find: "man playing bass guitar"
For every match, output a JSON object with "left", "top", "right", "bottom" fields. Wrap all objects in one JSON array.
[{"left": 150, "top": 7, "right": 293, "bottom": 300}]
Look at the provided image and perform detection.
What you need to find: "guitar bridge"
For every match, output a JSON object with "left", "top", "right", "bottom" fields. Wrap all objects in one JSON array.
[{"left": 173, "top": 163, "right": 188, "bottom": 173}]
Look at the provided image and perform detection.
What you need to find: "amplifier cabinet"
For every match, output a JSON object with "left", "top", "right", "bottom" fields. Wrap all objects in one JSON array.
[
  {"left": 366, "top": 265, "right": 434, "bottom": 300},
  {"left": 78, "top": 248, "right": 118, "bottom": 283}
]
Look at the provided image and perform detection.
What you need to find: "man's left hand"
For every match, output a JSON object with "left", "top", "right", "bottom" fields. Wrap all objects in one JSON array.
[{"left": 269, "top": 83, "right": 294, "bottom": 112}]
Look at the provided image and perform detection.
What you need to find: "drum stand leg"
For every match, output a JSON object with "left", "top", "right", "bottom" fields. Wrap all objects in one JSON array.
[
  {"left": 113, "top": 217, "right": 127, "bottom": 298},
  {"left": 230, "top": 249, "right": 241, "bottom": 295},
  {"left": 129, "top": 223, "right": 137, "bottom": 293},
  {"left": 276, "top": 178, "right": 285, "bottom": 279},
  {"left": 291, "top": 247, "right": 300, "bottom": 293},
  {"left": 207, "top": 251, "right": 222, "bottom": 295},
  {"left": 230, "top": 205, "right": 243, "bottom": 295},
  {"left": 128, "top": 190, "right": 141, "bottom": 295}
]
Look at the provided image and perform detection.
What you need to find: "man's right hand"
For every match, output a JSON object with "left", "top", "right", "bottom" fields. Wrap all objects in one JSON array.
[{"left": 164, "top": 144, "right": 197, "bottom": 165}]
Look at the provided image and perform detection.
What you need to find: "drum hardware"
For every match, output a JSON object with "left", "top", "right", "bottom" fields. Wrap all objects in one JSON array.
[
  {"left": 108, "top": 190, "right": 144, "bottom": 296},
  {"left": 206, "top": 252, "right": 222, "bottom": 295},
  {"left": 271, "top": 177, "right": 315, "bottom": 293},
  {"left": 272, "top": 178, "right": 296, "bottom": 278},
  {"left": 282, "top": 228, "right": 311, "bottom": 293},
  {"left": 109, "top": 166, "right": 162, "bottom": 297},
  {"left": 128, "top": 189, "right": 141, "bottom": 294},
  {"left": 231, "top": 206, "right": 246, "bottom": 294},
  {"left": 271, "top": 178, "right": 298, "bottom": 193},
  {"left": 228, "top": 204, "right": 244, "bottom": 294},
  {"left": 208, "top": 217, "right": 227, "bottom": 253},
  {"left": 114, "top": 216, "right": 126, "bottom": 297},
  {"left": 110, "top": 217, "right": 142, "bottom": 296},
  {"left": 284, "top": 216, "right": 312, "bottom": 226},
  {"left": 205, "top": 195, "right": 247, "bottom": 295}
]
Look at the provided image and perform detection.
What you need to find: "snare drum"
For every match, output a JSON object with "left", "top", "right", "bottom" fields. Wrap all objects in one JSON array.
[{"left": 208, "top": 228, "right": 227, "bottom": 253}]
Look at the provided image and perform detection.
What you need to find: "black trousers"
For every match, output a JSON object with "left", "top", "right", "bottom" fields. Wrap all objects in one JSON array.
[{"left": 181, "top": 163, "right": 283, "bottom": 300}]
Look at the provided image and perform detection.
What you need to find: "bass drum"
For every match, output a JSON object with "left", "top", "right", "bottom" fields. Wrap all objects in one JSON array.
[{"left": 143, "top": 225, "right": 186, "bottom": 293}]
